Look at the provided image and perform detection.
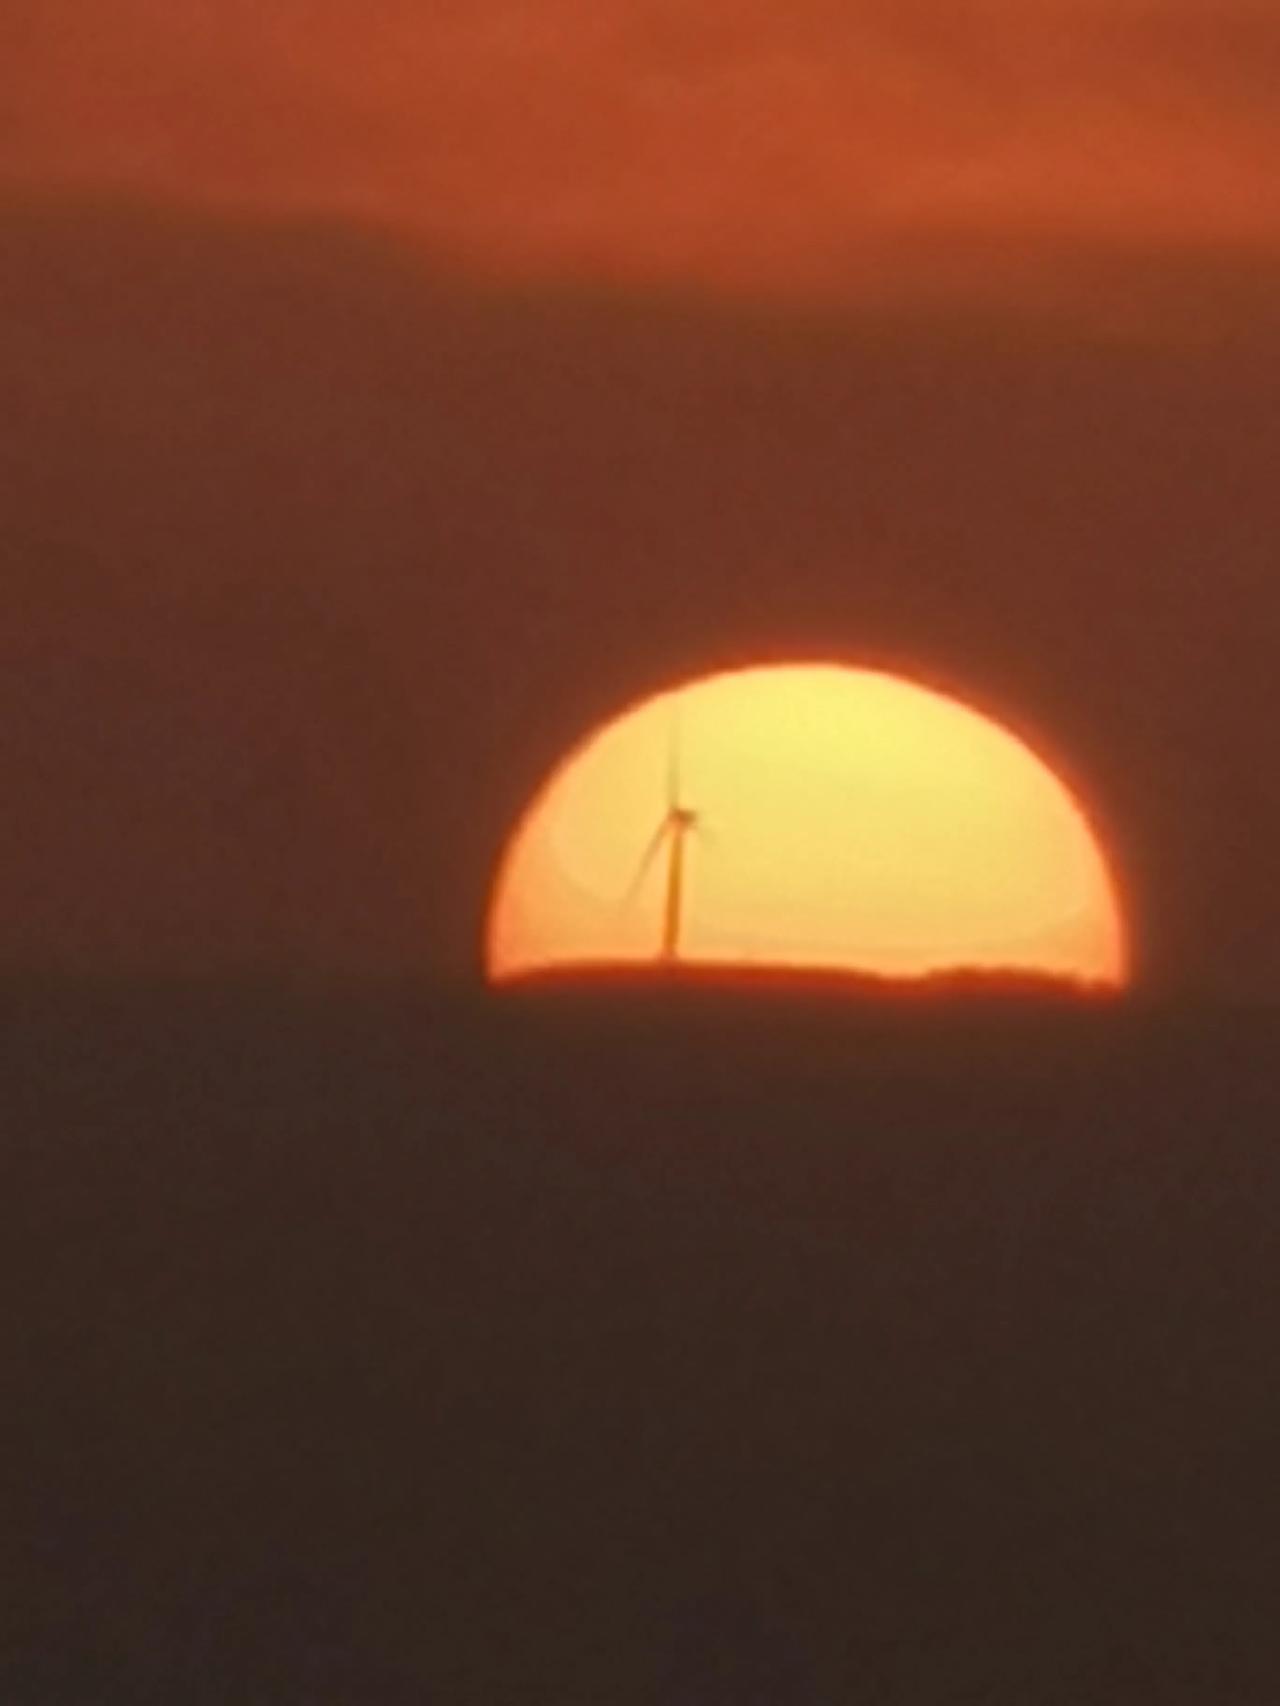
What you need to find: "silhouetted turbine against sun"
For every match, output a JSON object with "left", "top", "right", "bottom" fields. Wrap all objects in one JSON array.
[
  {"left": 624, "top": 707, "right": 706, "bottom": 961},
  {"left": 486, "top": 664, "right": 1128, "bottom": 988}
]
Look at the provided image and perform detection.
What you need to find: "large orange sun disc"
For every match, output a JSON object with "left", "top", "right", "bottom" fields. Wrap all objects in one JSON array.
[{"left": 486, "top": 665, "right": 1127, "bottom": 989}]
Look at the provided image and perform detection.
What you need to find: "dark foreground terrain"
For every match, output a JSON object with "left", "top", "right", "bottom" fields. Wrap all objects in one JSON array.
[{"left": 3, "top": 981, "right": 1277, "bottom": 1703}]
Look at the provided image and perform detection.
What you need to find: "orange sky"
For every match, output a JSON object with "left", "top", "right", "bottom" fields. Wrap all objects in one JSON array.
[
  {"left": 2, "top": 5, "right": 1279, "bottom": 992},
  {"left": 4, "top": 0, "right": 1279, "bottom": 302}
]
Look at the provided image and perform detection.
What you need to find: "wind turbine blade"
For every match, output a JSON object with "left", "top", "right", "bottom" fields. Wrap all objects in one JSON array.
[
  {"left": 621, "top": 819, "right": 670, "bottom": 907},
  {"left": 666, "top": 703, "right": 683, "bottom": 811}
]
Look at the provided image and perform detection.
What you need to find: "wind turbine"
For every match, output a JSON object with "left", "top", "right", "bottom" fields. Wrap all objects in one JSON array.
[{"left": 626, "top": 707, "right": 704, "bottom": 963}]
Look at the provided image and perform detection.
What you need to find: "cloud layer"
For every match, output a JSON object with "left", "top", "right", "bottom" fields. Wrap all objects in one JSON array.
[{"left": 5, "top": 0, "right": 1279, "bottom": 298}]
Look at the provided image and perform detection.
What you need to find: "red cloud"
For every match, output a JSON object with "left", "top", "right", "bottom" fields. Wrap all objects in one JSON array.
[{"left": 4, "top": 0, "right": 1279, "bottom": 300}]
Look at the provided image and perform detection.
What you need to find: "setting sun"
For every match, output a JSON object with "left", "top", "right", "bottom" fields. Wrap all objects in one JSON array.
[{"left": 486, "top": 665, "right": 1127, "bottom": 990}]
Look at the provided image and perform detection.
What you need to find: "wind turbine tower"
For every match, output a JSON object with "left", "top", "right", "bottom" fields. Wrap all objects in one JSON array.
[
  {"left": 660, "top": 797, "right": 699, "bottom": 962},
  {"left": 628, "top": 707, "right": 703, "bottom": 964}
]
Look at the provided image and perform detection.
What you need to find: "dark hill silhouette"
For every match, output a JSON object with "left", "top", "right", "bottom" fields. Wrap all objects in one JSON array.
[
  {"left": 2, "top": 978, "right": 1276, "bottom": 1703},
  {"left": 500, "top": 957, "right": 1120, "bottom": 1007}
]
